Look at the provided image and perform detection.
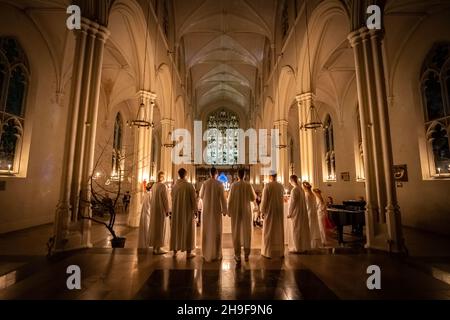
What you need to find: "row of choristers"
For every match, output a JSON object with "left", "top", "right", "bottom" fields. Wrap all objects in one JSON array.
[{"left": 138, "top": 167, "right": 333, "bottom": 261}]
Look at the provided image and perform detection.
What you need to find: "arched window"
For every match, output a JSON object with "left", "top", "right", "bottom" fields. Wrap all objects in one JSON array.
[
  {"left": 421, "top": 44, "right": 450, "bottom": 176},
  {"left": 356, "top": 107, "right": 365, "bottom": 181},
  {"left": 324, "top": 115, "right": 336, "bottom": 181},
  {"left": 281, "top": 0, "right": 289, "bottom": 40},
  {"left": 162, "top": 0, "right": 169, "bottom": 38},
  {"left": 112, "top": 113, "right": 123, "bottom": 179},
  {"left": 0, "top": 38, "right": 29, "bottom": 175},
  {"left": 206, "top": 109, "right": 239, "bottom": 165}
]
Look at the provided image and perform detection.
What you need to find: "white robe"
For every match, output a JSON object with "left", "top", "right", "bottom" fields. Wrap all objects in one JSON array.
[
  {"left": 148, "top": 182, "right": 170, "bottom": 248},
  {"left": 200, "top": 178, "right": 227, "bottom": 262},
  {"left": 288, "top": 186, "right": 311, "bottom": 252},
  {"left": 170, "top": 179, "right": 197, "bottom": 252},
  {"left": 316, "top": 199, "right": 328, "bottom": 245},
  {"left": 227, "top": 180, "right": 256, "bottom": 255},
  {"left": 138, "top": 191, "right": 152, "bottom": 248},
  {"left": 305, "top": 191, "right": 321, "bottom": 248},
  {"left": 260, "top": 181, "right": 285, "bottom": 258}
]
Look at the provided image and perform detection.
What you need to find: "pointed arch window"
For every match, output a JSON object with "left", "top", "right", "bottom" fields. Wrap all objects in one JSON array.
[
  {"left": 162, "top": 0, "right": 169, "bottom": 38},
  {"left": 0, "top": 38, "right": 29, "bottom": 175},
  {"left": 281, "top": 0, "right": 290, "bottom": 40},
  {"left": 112, "top": 113, "right": 124, "bottom": 180},
  {"left": 421, "top": 44, "right": 450, "bottom": 177},
  {"left": 356, "top": 107, "right": 365, "bottom": 181},
  {"left": 206, "top": 109, "right": 240, "bottom": 165},
  {"left": 323, "top": 115, "right": 336, "bottom": 181}
]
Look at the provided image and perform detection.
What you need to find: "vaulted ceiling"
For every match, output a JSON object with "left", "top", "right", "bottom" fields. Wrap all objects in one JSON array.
[{"left": 173, "top": 0, "right": 276, "bottom": 116}]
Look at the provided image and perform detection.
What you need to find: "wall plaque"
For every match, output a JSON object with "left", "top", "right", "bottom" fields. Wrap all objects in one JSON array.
[{"left": 393, "top": 165, "right": 408, "bottom": 182}]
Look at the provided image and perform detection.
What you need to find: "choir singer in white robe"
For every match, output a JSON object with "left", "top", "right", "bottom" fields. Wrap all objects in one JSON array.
[
  {"left": 260, "top": 171, "right": 285, "bottom": 259},
  {"left": 199, "top": 167, "right": 227, "bottom": 262},
  {"left": 287, "top": 175, "right": 311, "bottom": 253},
  {"left": 138, "top": 183, "right": 153, "bottom": 248},
  {"left": 227, "top": 168, "right": 256, "bottom": 263},
  {"left": 170, "top": 168, "right": 198, "bottom": 258},
  {"left": 302, "top": 181, "right": 321, "bottom": 249},
  {"left": 149, "top": 171, "right": 170, "bottom": 255}
]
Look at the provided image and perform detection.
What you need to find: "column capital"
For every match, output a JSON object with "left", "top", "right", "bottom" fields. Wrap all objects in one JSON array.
[
  {"left": 138, "top": 90, "right": 157, "bottom": 104},
  {"left": 273, "top": 119, "right": 289, "bottom": 128},
  {"left": 81, "top": 17, "right": 111, "bottom": 42},
  {"left": 348, "top": 27, "right": 384, "bottom": 47},
  {"left": 296, "top": 92, "right": 315, "bottom": 104},
  {"left": 348, "top": 27, "right": 367, "bottom": 48},
  {"left": 161, "top": 118, "right": 175, "bottom": 126}
]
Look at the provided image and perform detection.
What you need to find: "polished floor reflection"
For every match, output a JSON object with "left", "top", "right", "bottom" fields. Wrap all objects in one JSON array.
[
  {"left": 1, "top": 218, "right": 450, "bottom": 300},
  {"left": 1, "top": 246, "right": 450, "bottom": 300},
  {"left": 135, "top": 268, "right": 338, "bottom": 300}
]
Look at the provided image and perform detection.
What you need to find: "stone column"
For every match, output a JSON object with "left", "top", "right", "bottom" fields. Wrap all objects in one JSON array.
[
  {"left": 348, "top": 27, "right": 405, "bottom": 253},
  {"left": 142, "top": 91, "right": 157, "bottom": 182},
  {"left": 128, "top": 91, "right": 156, "bottom": 227},
  {"left": 296, "top": 93, "right": 320, "bottom": 187},
  {"left": 160, "top": 118, "right": 175, "bottom": 182},
  {"left": 273, "top": 120, "right": 289, "bottom": 186},
  {"left": 53, "top": 18, "right": 110, "bottom": 252},
  {"left": 369, "top": 29, "right": 404, "bottom": 252}
]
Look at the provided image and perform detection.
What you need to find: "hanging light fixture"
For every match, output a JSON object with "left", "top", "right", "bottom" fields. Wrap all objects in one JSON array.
[
  {"left": 300, "top": 0, "right": 323, "bottom": 131},
  {"left": 128, "top": 3, "right": 153, "bottom": 129},
  {"left": 128, "top": 100, "right": 154, "bottom": 129}
]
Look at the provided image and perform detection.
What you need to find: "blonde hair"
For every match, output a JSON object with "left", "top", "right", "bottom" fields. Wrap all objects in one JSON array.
[
  {"left": 157, "top": 171, "right": 165, "bottom": 182},
  {"left": 302, "top": 181, "right": 313, "bottom": 195},
  {"left": 313, "top": 188, "right": 325, "bottom": 204}
]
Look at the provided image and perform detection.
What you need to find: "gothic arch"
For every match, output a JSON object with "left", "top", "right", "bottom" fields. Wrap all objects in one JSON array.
[
  {"left": 275, "top": 65, "right": 297, "bottom": 120},
  {"left": 155, "top": 63, "right": 174, "bottom": 119},
  {"left": 297, "top": 0, "right": 350, "bottom": 93}
]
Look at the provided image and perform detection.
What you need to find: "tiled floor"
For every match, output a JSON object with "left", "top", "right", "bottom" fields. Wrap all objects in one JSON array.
[{"left": 0, "top": 215, "right": 449, "bottom": 300}]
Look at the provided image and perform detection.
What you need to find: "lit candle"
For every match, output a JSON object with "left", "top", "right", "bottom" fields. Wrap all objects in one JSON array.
[
  {"left": 438, "top": 168, "right": 441, "bottom": 176},
  {"left": 8, "top": 164, "right": 12, "bottom": 173}
]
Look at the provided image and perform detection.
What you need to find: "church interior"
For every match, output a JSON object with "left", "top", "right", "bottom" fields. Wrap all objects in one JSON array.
[{"left": 0, "top": 0, "right": 450, "bottom": 300}]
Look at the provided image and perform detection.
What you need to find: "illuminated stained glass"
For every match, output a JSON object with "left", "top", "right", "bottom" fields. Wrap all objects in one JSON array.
[
  {"left": 421, "top": 44, "right": 450, "bottom": 175},
  {"left": 0, "top": 37, "right": 29, "bottom": 174},
  {"left": 206, "top": 109, "right": 240, "bottom": 165}
]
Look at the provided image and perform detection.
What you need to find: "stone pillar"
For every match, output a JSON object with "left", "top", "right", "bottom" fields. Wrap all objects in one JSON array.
[
  {"left": 160, "top": 118, "right": 175, "bottom": 182},
  {"left": 348, "top": 27, "right": 405, "bottom": 253},
  {"left": 369, "top": 29, "right": 404, "bottom": 252},
  {"left": 128, "top": 91, "right": 156, "bottom": 227},
  {"left": 296, "top": 93, "right": 320, "bottom": 187},
  {"left": 53, "top": 18, "right": 110, "bottom": 252},
  {"left": 142, "top": 91, "right": 156, "bottom": 182},
  {"left": 273, "top": 120, "right": 289, "bottom": 186}
]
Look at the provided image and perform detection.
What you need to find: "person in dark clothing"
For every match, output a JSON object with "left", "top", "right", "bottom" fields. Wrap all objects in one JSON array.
[{"left": 123, "top": 191, "right": 131, "bottom": 212}]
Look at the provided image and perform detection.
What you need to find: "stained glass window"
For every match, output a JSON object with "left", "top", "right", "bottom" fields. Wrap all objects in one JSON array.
[
  {"left": 0, "top": 37, "right": 29, "bottom": 174},
  {"left": 421, "top": 44, "right": 450, "bottom": 176},
  {"left": 206, "top": 109, "right": 240, "bottom": 165},
  {"left": 324, "top": 115, "right": 336, "bottom": 181},
  {"left": 163, "top": 0, "right": 169, "bottom": 38},
  {"left": 6, "top": 66, "right": 27, "bottom": 117},
  {"left": 0, "top": 118, "right": 22, "bottom": 171},
  {"left": 356, "top": 107, "right": 365, "bottom": 180},
  {"left": 281, "top": 0, "right": 289, "bottom": 40}
]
